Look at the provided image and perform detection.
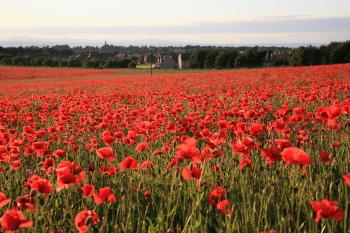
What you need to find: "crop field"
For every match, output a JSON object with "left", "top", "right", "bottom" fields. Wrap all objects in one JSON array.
[{"left": 0, "top": 64, "right": 349, "bottom": 233}]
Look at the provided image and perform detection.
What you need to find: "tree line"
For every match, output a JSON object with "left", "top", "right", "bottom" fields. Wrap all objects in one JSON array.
[
  {"left": 289, "top": 41, "right": 350, "bottom": 66},
  {"left": 0, "top": 41, "right": 349, "bottom": 69},
  {"left": 188, "top": 48, "right": 278, "bottom": 69},
  {"left": 0, "top": 57, "right": 137, "bottom": 68}
]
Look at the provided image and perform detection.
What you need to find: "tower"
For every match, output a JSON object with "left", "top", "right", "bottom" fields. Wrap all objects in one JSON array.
[{"left": 178, "top": 53, "right": 183, "bottom": 69}]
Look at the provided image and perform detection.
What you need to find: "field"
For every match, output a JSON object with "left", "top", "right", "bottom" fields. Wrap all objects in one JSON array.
[{"left": 0, "top": 64, "right": 349, "bottom": 233}]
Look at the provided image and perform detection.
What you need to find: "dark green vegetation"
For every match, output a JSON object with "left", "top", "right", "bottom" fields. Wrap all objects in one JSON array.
[
  {"left": 289, "top": 41, "right": 350, "bottom": 66},
  {"left": 0, "top": 41, "right": 349, "bottom": 69}
]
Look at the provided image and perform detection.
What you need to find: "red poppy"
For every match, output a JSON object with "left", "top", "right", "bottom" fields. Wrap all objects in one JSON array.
[
  {"left": 56, "top": 161, "right": 85, "bottom": 192},
  {"left": 15, "top": 195, "right": 35, "bottom": 212},
  {"left": 239, "top": 157, "right": 253, "bottom": 170},
  {"left": 209, "top": 186, "right": 227, "bottom": 206},
  {"left": 10, "top": 160, "right": 22, "bottom": 170},
  {"left": 310, "top": 199, "right": 344, "bottom": 223},
  {"left": 96, "top": 147, "right": 115, "bottom": 162},
  {"left": 31, "top": 141, "right": 49, "bottom": 157},
  {"left": 74, "top": 209, "right": 99, "bottom": 233},
  {"left": 232, "top": 137, "right": 255, "bottom": 157},
  {"left": 93, "top": 187, "right": 116, "bottom": 205},
  {"left": 101, "top": 131, "right": 115, "bottom": 146},
  {"left": 216, "top": 199, "right": 233, "bottom": 216},
  {"left": 0, "top": 192, "right": 10, "bottom": 208},
  {"left": 176, "top": 138, "right": 201, "bottom": 163},
  {"left": 135, "top": 142, "right": 148, "bottom": 153},
  {"left": 0, "top": 209, "right": 33, "bottom": 232},
  {"left": 281, "top": 147, "right": 313, "bottom": 174},
  {"left": 319, "top": 151, "right": 332, "bottom": 163},
  {"left": 138, "top": 160, "right": 154, "bottom": 170},
  {"left": 82, "top": 184, "right": 95, "bottom": 198},
  {"left": 261, "top": 147, "right": 282, "bottom": 165},
  {"left": 119, "top": 156, "right": 138, "bottom": 170},
  {"left": 31, "top": 177, "right": 53, "bottom": 195},
  {"left": 53, "top": 149, "right": 66, "bottom": 158},
  {"left": 249, "top": 123, "right": 265, "bottom": 136},
  {"left": 41, "top": 158, "right": 55, "bottom": 173},
  {"left": 144, "top": 191, "right": 151, "bottom": 199},
  {"left": 99, "top": 165, "right": 117, "bottom": 176},
  {"left": 181, "top": 165, "right": 202, "bottom": 181},
  {"left": 23, "top": 126, "right": 34, "bottom": 135},
  {"left": 343, "top": 173, "right": 350, "bottom": 187}
]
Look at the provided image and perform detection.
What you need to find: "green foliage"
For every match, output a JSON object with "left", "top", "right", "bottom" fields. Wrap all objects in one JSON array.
[
  {"left": 235, "top": 49, "right": 267, "bottom": 68},
  {"left": 289, "top": 41, "right": 350, "bottom": 67},
  {"left": 84, "top": 59, "right": 102, "bottom": 69},
  {"left": 66, "top": 59, "right": 82, "bottom": 67}
]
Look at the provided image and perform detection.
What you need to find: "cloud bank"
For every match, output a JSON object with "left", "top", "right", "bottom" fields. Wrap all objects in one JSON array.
[{"left": 0, "top": 16, "right": 349, "bottom": 46}]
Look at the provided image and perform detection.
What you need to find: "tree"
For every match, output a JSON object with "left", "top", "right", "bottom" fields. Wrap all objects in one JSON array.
[
  {"left": 204, "top": 49, "right": 219, "bottom": 69},
  {"left": 67, "top": 59, "right": 82, "bottom": 67},
  {"left": 215, "top": 50, "right": 238, "bottom": 69},
  {"left": 189, "top": 49, "right": 209, "bottom": 68},
  {"left": 235, "top": 49, "right": 267, "bottom": 68},
  {"left": 84, "top": 59, "right": 101, "bottom": 69},
  {"left": 329, "top": 41, "right": 350, "bottom": 64}
]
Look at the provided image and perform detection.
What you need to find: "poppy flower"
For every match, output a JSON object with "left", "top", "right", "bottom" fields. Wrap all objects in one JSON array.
[
  {"left": 274, "top": 139, "right": 291, "bottom": 150},
  {"left": 101, "top": 131, "right": 115, "bottom": 146},
  {"left": 216, "top": 199, "right": 233, "bottom": 216},
  {"left": 99, "top": 165, "right": 117, "bottom": 176},
  {"left": 232, "top": 137, "right": 255, "bottom": 157},
  {"left": 31, "top": 177, "right": 53, "bottom": 195},
  {"left": 119, "top": 156, "right": 138, "bottom": 170},
  {"left": 23, "top": 126, "right": 34, "bottom": 135},
  {"left": 74, "top": 209, "right": 99, "bottom": 233},
  {"left": 56, "top": 161, "right": 85, "bottom": 192},
  {"left": 15, "top": 195, "right": 35, "bottom": 212},
  {"left": 181, "top": 165, "right": 202, "bottom": 181},
  {"left": 176, "top": 138, "right": 201, "bottom": 162},
  {"left": 31, "top": 141, "right": 49, "bottom": 157},
  {"left": 82, "top": 184, "right": 95, "bottom": 198},
  {"left": 10, "top": 160, "right": 22, "bottom": 170},
  {"left": 138, "top": 160, "right": 154, "bottom": 170},
  {"left": 310, "top": 199, "right": 344, "bottom": 222},
  {"left": 135, "top": 142, "right": 148, "bottom": 153},
  {"left": 239, "top": 157, "right": 253, "bottom": 170},
  {"left": 209, "top": 186, "right": 227, "bottom": 206},
  {"left": 249, "top": 123, "right": 265, "bottom": 136},
  {"left": 261, "top": 147, "right": 282, "bottom": 165},
  {"left": 41, "top": 158, "right": 55, "bottom": 173},
  {"left": 281, "top": 147, "right": 313, "bottom": 174},
  {"left": 144, "top": 191, "right": 151, "bottom": 199},
  {"left": 319, "top": 151, "right": 332, "bottom": 163},
  {"left": 0, "top": 192, "right": 10, "bottom": 208},
  {"left": 96, "top": 147, "right": 115, "bottom": 162},
  {"left": 343, "top": 173, "right": 350, "bottom": 187},
  {"left": 0, "top": 209, "right": 33, "bottom": 232},
  {"left": 53, "top": 149, "right": 66, "bottom": 158},
  {"left": 93, "top": 187, "right": 116, "bottom": 205}
]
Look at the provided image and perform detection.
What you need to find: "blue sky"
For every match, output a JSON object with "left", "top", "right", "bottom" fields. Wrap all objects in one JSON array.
[{"left": 0, "top": 0, "right": 349, "bottom": 46}]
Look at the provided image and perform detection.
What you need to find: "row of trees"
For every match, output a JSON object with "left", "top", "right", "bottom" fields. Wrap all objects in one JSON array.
[
  {"left": 0, "top": 41, "right": 349, "bottom": 69},
  {"left": 188, "top": 48, "right": 280, "bottom": 69},
  {"left": 0, "top": 57, "right": 137, "bottom": 68},
  {"left": 289, "top": 41, "right": 350, "bottom": 66}
]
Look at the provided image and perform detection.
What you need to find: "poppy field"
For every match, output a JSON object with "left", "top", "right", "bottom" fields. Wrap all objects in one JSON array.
[{"left": 0, "top": 64, "right": 350, "bottom": 233}]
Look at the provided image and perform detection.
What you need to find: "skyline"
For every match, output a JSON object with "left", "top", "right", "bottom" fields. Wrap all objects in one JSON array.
[{"left": 1, "top": 0, "right": 350, "bottom": 46}]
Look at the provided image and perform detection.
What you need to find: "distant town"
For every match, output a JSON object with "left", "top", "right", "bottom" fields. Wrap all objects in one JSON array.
[{"left": 0, "top": 40, "right": 349, "bottom": 69}]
